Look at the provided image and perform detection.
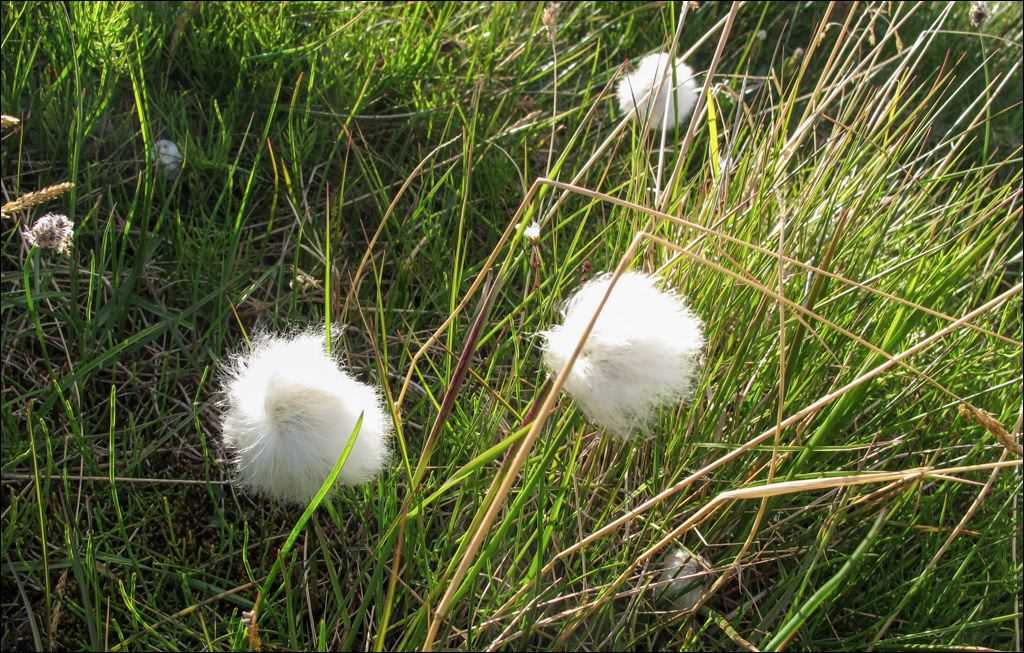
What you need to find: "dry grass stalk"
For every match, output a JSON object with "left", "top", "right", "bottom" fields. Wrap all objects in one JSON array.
[
  {"left": 423, "top": 230, "right": 648, "bottom": 651},
  {"left": 242, "top": 605, "right": 261, "bottom": 651},
  {"left": 541, "top": 3, "right": 559, "bottom": 40},
  {"left": 871, "top": 449, "right": 1012, "bottom": 645},
  {"left": 48, "top": 570, "right": 68, "bottom": 648},
  {"left": 1, "top": 182, "right": 74, "bottom": 216},
  {"left": 108, "top": 581, "right": 256, "bottom": 652},
  {"left": 959, "top": 403, "right": 1022, "bottom": 456},
  {"left": 555, "top": 458, "right": 1021, "bottom": 645},
  {"left": 411, "top": 176, "right": 1020, "bottom": 646},
  {"left": 343, "top": 134, "right": 462, "bottom": 324},
  {"left": 548, "top": 180, "right": 1018, "bottom": 347}
]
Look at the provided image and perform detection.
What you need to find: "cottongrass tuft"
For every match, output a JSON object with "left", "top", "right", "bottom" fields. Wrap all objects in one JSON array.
[
  {"left": 220, "top": 328, "right": 391, "bottom": 505},
  {"left": 654, "top": 546, "right": 713, "bottom": 611},
  {"left": 616, "top": 52, "right": 699, "bottom": 131},
  {"left": 21, "top": 213, "right": 74, "bottom": 255},
  {"left": 540, "top": 271, "right": 704, "bottom": 439},
  {"left": 154, "top": 139, "right": 183, "bottom": 177},
  {"left": 524, "top": 220, "right": 541, "bottom": 243}
]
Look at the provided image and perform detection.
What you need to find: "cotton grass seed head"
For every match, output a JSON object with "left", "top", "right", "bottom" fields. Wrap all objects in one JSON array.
[
  {"left": 540, "top": 271, "right": 704, "bottom": 439},
  {"left": 524, "top": 220, "right": 541, "bottom": 243},
  {"left": 616, "top": 52, "right": 699, "bottom": 131},
  {"left": 154, "top": 139, "right": 183, "bottom": 177},
  {"left": 655, "top": 546, "right": 712, "bottom": 611},
  {"left": 22, "top": 213, "right": 74, "bottom": 255},
  {"left": 220, "top": 328, "right": 391, "bottom": 505}
]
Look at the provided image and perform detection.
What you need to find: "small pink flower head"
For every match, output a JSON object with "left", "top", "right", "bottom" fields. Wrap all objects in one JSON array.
[{"left": 22, "top": 213, "right": 74, "bottom": 255}]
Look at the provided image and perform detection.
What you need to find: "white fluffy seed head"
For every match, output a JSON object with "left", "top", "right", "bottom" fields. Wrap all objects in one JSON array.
[
  {"left": 524, "top": 220, "right": 541, "bottom": 243},
  {"left": 655, "top": 546, "right": 712, "bottom": 611},
  {"left": 154, "top": 139, "right": 183, "bottom": 177},
  {"left": 219, "top": 329, "right": 391, "bottom": 505},
  {"left": 616, "top": 52, "right": 699, "bottom": 131},
  {"left": 540, "top": 271, "right": 704, "bottom": 439}
]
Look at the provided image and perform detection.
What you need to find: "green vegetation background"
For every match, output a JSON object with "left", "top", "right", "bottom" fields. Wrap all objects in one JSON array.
[{"left": 2, "top": 2, "right": 1021, "bottom": 651}]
